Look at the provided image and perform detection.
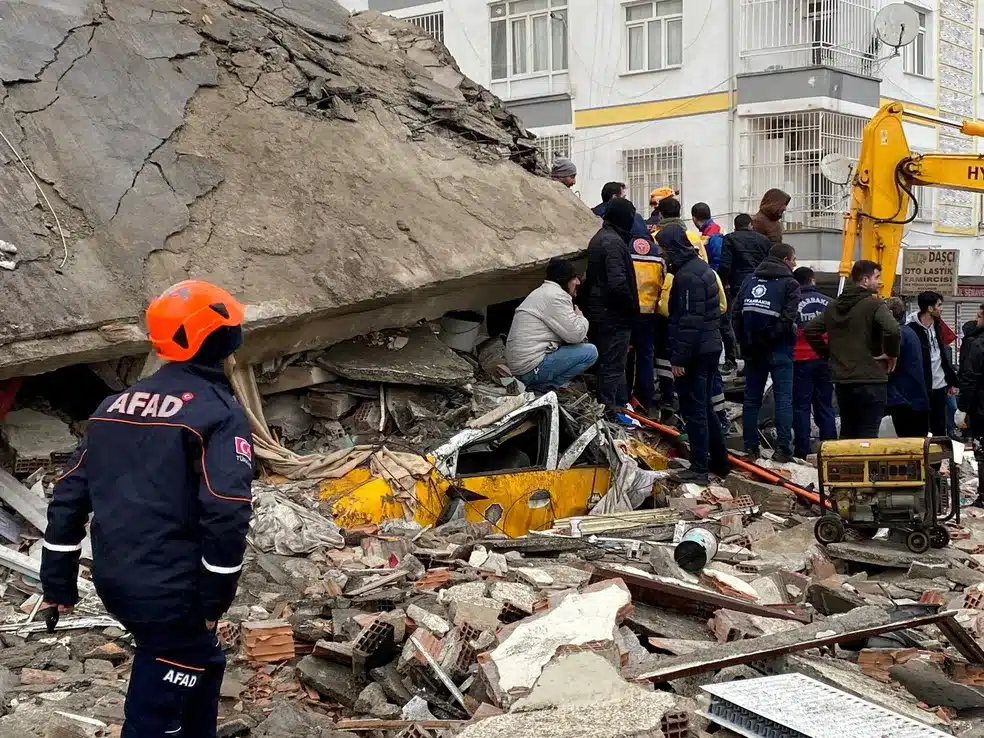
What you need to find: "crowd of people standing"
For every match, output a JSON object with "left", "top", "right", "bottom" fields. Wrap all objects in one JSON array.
[{"left": 504, "top": 157, "right": 974, "bottom": 486}]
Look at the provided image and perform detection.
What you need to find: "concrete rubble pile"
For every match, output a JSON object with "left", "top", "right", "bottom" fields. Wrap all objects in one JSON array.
[
  {"left": 0, "top": 0, "right": 598, "bottom": 380},
  {"left": 5, "top": 352, "right": 984, "bottom": 737}
]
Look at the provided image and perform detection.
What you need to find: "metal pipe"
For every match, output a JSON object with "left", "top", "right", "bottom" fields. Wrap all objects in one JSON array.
[{"left": 623, "top": 409, "right": 827, "bottom": 507}]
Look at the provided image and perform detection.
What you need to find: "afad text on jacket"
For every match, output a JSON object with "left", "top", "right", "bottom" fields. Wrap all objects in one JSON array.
[
  {"left": 40, "top": 361, "right": 254, "bottom": 628},
  {"left": 734, "top": 256, "right": 800, "bottom": 355},
  {"left": 793, "top": 285, "right": 831, "bottom": 362}
]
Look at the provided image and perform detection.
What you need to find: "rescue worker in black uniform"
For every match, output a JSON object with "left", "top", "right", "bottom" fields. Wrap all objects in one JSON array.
[{"left": 40, "top": 280, "right": 254, "bottom": 738}]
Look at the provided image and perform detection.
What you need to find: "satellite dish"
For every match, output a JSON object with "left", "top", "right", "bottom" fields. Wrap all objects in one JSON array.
[
  {"left": 875, "top": 4, "right": 921, "bottom": 48},
  {"left": 820, "top": 153, "right": 855, "bottom": 186}
]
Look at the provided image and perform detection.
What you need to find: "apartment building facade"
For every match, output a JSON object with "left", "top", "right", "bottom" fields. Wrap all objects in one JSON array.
[{"left": 341, "top": 0, "right": 984, "bottom": 313}]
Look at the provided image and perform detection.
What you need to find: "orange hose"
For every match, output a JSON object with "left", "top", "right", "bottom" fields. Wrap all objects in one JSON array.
[{"left": 624, "top": 409, "right": 827, "bottom": 507}]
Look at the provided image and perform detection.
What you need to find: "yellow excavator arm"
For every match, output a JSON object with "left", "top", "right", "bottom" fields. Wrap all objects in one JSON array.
[{"left": 840, "top": 102, "right": 984, "bottom": 297}]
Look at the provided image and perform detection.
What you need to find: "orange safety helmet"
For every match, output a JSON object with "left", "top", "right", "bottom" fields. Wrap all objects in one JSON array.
[
  {"left": 146, "top": 280, "right": 245, "bottom": 362},
  {"left": 649, "top": 186, "right": 677, "bottom": 206}
]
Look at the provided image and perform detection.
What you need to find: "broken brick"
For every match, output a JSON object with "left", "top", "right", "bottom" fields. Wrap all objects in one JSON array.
[
  {"left": 414, "top": 568, "right": 452, "bottom": 592},
  {"left": 242, "top": 621, "right": 295, "bottom": 663}
]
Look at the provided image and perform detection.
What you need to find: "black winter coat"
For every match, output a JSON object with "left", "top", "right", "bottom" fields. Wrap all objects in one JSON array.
[
  {"left": 732, "top": 255, "right": 801, "bottom": 356},
  {"left": 40, "top": 362, "right": 254, "bottom": 627},
  {"left": 580, "top": 223, "right": 639, "bottom": 330},
  {"left": 718, "top": 228, "right": 771, "bottom": 292},
  {"left": 659, "top": 224, "right": 722, "bottom": 366},
  {"left": 958, "top": 324, "right": 984, "bottom": 425}
]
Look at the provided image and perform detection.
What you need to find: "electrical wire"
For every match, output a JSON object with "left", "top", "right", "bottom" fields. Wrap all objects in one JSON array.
[{"left": 0, "top": 125, "right": 69, "bottom": 269}]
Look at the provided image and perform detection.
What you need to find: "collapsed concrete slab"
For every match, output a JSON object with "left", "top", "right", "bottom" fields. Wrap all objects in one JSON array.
[{"left": 0, "top": 0, "right": 599, "bottom": 379}]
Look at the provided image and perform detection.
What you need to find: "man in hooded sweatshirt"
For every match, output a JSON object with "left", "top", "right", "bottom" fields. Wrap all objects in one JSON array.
[
  {"left": 805, "top": 259, "right": 900, "bottom": 439},
  {"left": 751, "top": 188, "right": 791, "bottom": 245},
  {"left": 733, "top": 243, "right": 801, "bottom": 461},
  {"left": 580, "top": 198, "right": 640, "bottom": 414},
  {"left": 659, "top": 223, "right": 729, "bottom": 484}
]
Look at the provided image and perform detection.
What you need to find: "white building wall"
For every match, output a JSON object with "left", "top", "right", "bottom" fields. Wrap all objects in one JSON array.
[{"left": 337, "top": 0, "right": 984, "bottom": 279}]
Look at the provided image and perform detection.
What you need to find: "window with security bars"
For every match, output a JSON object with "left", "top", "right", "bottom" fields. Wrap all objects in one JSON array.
[
  {"left": 405, "top": 11, "right": 444, "bottom": 43},
  {"left": 739, "top": 111, "right": 864, "bottom": 230},
  {"left": 621, "top": 145, "right": 683, "bottom": 217},
  {"left": 537, "top": 134, "right": 571, "bottom": 165}
]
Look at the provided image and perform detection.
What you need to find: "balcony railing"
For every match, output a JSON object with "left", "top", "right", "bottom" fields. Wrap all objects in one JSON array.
[{"left": 740, "top": 0, "right": 879, "bottom": 76}]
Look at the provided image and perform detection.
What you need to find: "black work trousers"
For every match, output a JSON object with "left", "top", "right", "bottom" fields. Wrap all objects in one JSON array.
[
  {"left": 592, "top": 325, "right": 632, "bottom": 411},
  {"left": 929, "top": 387, "right": 949, "bottom": 437},
  {"left": 889, "top": 405, "right": 929, "bottom": 438},
  {"left": 675, "top": 354, "right": 729, "bottom": 475},
  {"left": 835, "top": 383, "right": 887, "bottom": 440}
]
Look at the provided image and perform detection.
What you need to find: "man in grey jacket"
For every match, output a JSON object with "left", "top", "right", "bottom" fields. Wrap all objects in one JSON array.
[{"left": 506, "top": 260, "right": 598, "bottom": 391}]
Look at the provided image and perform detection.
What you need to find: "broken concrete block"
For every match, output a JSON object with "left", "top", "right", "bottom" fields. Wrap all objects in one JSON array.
[
  {"left": 805, "top": 581, "right": 868, "bottom": 616},
  {"left": 460, "top": 652, "right": 677, "bottom": 738},
  {"left": 297, "top": 656, "right": 365, "bottom": 708},
  {"left": 320, "top": 327, "right": 474, "bottom": 387},
  {"left": 354, "top": 682, "right": 400, "bottom": 719},
  {"left": 827, "top": 540, "right": 948, "bottom": 569},
  {"left": 890, "top": 657, "right": 984, "bottom": 711},
  {"left": 401, "top": 695, "right": 437, "bottom": 721},
  {"left": 304, "top": 391, "right": 359, "bottom": 420},
  {"left": 908, "top": 561, "right": 951, "bottom": 579},
  {"left": 479, "top": 579, "right": 633, "bottom": 706},
  {"left": 438, "top": 580, "right": 488, "bottom": 606},
  {"left": 449, "top": 598, "right": 503, "bottom": 632},
  {"left": 513, "top": 567, "right": 553, "bottom": 587},
  {"left": 407, "top": 603, "right": 450, "bottom": 637},
  {"left": 258, "top": 365, "right": 338, "bottom": 395},
  {"left": 1, "top": 409, "right": 77, "bottom": 473},
  {"left": 489, "top": 581, "right": 536, "bottom": 614}
]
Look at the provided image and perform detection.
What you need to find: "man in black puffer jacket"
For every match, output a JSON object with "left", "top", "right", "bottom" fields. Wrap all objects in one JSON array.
[
  {"left": 659, "top": 223, "right": 728, "bottom": 484},
  {"left": 581, "top": 198, "right": 640, "bottom": 413}
]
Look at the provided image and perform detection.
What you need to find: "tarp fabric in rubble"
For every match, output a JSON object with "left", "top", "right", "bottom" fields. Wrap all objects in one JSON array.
[{"left": 249, "top": 490, "right": 345, "bottom": 555}]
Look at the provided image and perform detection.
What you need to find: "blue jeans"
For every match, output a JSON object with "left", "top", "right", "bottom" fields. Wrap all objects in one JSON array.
[
  {"left": 743, "top": 350, "right": 794, "bottom": 454},
  {"left": 793, "top": 359, "right": 837, "bottom": 458},
  {"left": 675, "top": 354, "right": 729, "bottom": 474},
  {"left": 517, "top": 343, "right": 598, "bottom": 392}
]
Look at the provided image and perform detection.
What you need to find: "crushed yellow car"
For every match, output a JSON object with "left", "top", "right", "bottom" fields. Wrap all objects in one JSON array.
[{"left": 320, "top": 393, "right": 666, "bottom": 538}]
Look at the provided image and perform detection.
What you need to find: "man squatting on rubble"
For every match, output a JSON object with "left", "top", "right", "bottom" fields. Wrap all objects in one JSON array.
[
  {"left": 791, "top": 267, "right": 836, "bottom": 460},
  {"left": 733, "top": 243, "right": 800, "bottom": 463},
  {"left": 805, "top": 259, "right": 900, "bottom": 440},
  {"left": 40, "top": 281, "right": 254, "bottom": 738},
  {"left": 505, "top": 259, "right": 598, "bottom": 391},
  {"left": 659, "top": 222, "right": 730, "bottom": 484},
  {"left": 957, "top": 303, "right": 984, "bottom": 506}
]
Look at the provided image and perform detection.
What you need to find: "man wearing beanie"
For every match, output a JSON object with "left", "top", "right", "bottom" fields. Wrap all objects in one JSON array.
[
  {"left": 580, "top": 198, "right": 640, "bottom": 414},
  {"left": 551, "top": 157, "right": 577, "bottom": 188},
  {"left": 41, "top": 280, "right": 254, "bottom": 738},
  {"left": 506, "top": 259, "right": 598, "bottom": 391}
]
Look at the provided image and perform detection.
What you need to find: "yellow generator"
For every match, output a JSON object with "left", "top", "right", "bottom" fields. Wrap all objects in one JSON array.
[{"left": 814, "top": 437, "right": 960, "bottom": 554}]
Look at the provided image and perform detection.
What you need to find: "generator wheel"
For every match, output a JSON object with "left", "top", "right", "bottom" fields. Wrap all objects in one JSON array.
[
  {"left": 815, "top": 516, "right": 845, "bottom": 545},
  {"left": 906, "top": 529, "right": 931, "bottom": 554},
  {"left": 929, "top": 525, "right": 950, "bottom": 549}
]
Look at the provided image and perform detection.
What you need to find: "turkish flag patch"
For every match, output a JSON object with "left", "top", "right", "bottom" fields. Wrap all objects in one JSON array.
[
  {"left": 234, "top": 436, "right": 252, "bottom": 464},
  {"left": 632, "top": 238, "right": 651, "bottom": 255}
]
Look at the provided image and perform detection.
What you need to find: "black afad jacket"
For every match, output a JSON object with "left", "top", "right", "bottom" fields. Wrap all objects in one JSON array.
[{"left": 40, "top": 362, "right": 254, "bottom": 626}]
